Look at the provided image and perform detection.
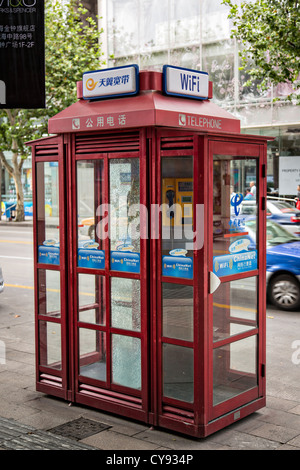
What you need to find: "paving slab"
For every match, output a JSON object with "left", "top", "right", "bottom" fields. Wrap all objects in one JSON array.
[{"left": 248, "top": 423, "right": 300, "bottom": 444}]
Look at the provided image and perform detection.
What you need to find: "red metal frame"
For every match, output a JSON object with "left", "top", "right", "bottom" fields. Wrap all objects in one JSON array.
[{"left": 27, "top": 73, "right": 270, "bottom": 437}]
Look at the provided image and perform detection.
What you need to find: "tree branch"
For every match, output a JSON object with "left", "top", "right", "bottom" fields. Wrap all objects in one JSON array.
[{"left": 0, "top": 150, "right": 13, "bottom": 177}]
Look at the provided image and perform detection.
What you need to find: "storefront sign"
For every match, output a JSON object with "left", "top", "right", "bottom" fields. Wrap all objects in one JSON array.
[
  {"left": 163, "top": 65, "right": 209, "bottom": 100},
  {"left": 0, "top": 0, "right": 45, "bottom": 108},
  {"left": 279, "top": 156, "right": 300, "bottom": 195},
  {"left": 83, "top": 65, "right": 139, "bottom": 100}
]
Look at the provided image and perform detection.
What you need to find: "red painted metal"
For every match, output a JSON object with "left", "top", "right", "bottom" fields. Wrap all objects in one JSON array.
[{"left": 27, "top": 71, "right": 271, "bottom": 437}]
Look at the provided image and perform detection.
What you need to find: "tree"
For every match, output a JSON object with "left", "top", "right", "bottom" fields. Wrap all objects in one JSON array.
[
  {"left": 222, "top": 0, "right": 300, "bottom": 103},
  {"left": 0, "top": 0, "right": 104, "bottom": 221}
]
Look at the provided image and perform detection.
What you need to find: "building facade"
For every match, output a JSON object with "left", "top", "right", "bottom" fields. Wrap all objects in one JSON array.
[{"left": 98, "top": 0, "right": 300, "bottom": 197}]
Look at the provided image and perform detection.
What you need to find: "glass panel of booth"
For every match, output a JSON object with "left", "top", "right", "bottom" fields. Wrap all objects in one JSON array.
[
  {"left": 38, "top": 320, "right": 62, "bottom": 370},
  {"left": 36, "top": 162, "right": 60, "bottom": 265},
  {"left": 78, "top": 273, "right": 106, "bottom": 325},
  {"left": 38, "top": 269, "right": 61, "bottom": 318},
  {"left": 111, "top": 277, "right": 141, "bottom": 332},
  {"left": 77, "top": 160, "right": 105, "bottom": 269},
  {"left": 213, "top": 335, "right": 258, "bottom": 406},
  {"left": 212, "top": 155, "right": 258, "bottom": 278},
  {"left": 213, "top": 276, "right": 257, "bottom": 342},
  {"left": 161, "top": 156, "right": 194, "bottom": 279},
  {"left": 160, "top": 155, "right": 194, "bottom": 404},
  {"left": 109, "top": 158, "right": 140, "bottom": 274},
  {"left": 79, "top": 328, "right": 106, "bottom": 382},
  {"left": 212, "top": 154, "right": 259, "bottom": 407}
]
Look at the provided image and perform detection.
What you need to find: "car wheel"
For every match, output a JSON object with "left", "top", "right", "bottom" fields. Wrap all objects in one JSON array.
[{"left": 269, "top": 274, "right": 300, "bottom": 311}]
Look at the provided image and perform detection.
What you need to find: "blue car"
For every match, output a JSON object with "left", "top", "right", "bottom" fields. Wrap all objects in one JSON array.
[
  {"left": 241, "top": 199, "right": 300, "bottom": 236},
  {"left": 245, "top": 219, "right": 300, "bottom": 311}
]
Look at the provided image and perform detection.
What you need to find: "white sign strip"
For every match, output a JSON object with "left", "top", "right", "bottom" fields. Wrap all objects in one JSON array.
[
  {"left": 83, "top": 65, "right": 139, "bottom": 100},
  {"left": 163, "top": 65, "right": 209, "bottom": 100}
]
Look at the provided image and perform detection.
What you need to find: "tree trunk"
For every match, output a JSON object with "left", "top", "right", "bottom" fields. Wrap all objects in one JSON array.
[
  {"left": 0, "top": 143, "right": 25, "bottom": 223},
  {"left": 12, "top": 168, "right": 25, "bottom": 222}
]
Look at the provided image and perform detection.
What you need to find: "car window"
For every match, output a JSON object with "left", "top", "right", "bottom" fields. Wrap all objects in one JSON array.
[
  {"left": 269, "top": 200, "right": 300, "bottom": 214},
  {"left": 266, "top": 221, "right": 299, "bottom": 245},
  {"left": 240, "top": 203, "right": 256, "bottom": 215},
  {"left": 245, "top": 219, "right": 299, "bottom": 246}
]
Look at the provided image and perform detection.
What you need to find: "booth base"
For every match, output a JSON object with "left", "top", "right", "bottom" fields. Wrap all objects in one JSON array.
[{"left": 36, "top": 378, "right": 265, "bottom": 438}]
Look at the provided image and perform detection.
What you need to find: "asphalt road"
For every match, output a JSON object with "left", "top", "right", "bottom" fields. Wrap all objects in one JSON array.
[
  {"left": 0, "top": 223, "right": 299, "bottom": 404},
  {"left": 0, "top": 225, "right": 34, "bottom": 320}
]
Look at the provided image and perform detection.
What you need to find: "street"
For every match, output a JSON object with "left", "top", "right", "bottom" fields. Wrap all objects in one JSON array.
[
  {"left": 0, "top": 223, "right": 299, "bottom": 403},
  {"left": 0, "top": 225, "right": 34, "bottom": 322}
]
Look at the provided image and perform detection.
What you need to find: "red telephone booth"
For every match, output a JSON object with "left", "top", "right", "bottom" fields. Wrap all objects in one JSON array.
[{"left": 28, "top": 66, "right": 271, "bottom": 437}]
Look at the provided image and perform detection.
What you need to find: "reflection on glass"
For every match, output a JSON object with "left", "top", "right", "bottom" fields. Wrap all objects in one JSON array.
[
  {"left": 112, "top": 334, "right": 141, "bottom": 389},
  {"left": 111, "top": 278, "right": 141, "bottom": 331},
  {"left": 107, "top": 0, "right": 139, "bottom": 57},
  {"left": 109, "top": 159, "right": 140, "bottom": 253},
  {"left": 202, "top": 42, "right": 234, "bottom": 102},
  {"left": 38, "top": 270, "right": 60, "bottom": 318},
  {"left": 161, "top": 157, "right": 193, "bottom": 279},
  {"left": 202, "top": 2, "right": 231, "bottom": 43},
  {"left": 162, "top": 283, "right": 193, "bottom": 341},
  {"left": 163, "top": 343, "right": 194, "bottom": 403},
  {"left": 36, "top": 162, "right": 60, "bottom": 265},
  {"left": 79, "top": 328, "right": 106, "bottom": 382},
  {"left": 77, "top": 160, "right": 105, "bottom": 269},
  {"left": 213, "top": 156, "right": 258, "bottom": 278},
  {"left": 39, "top": 321, "right": 62, "bottom": 370},
  {"left": 213, "top": 277, "right": 257, "bottom": 342},
  {"left": 78, "top": 274, "right": 105, "bottom": 325},
  {"left": 169, "top": 0, "right": 200, "bottom": 47},
  {"left": 213, "top": 335, "right": 257, "bottom": 406}
]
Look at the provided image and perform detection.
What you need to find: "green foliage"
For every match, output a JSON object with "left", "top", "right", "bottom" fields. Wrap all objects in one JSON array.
[
  {"left": 222, "top": 0, "right": 300, "bottom": 103},
  {"left": 0, "top": 0, "right": 104, "bottom": 157}
]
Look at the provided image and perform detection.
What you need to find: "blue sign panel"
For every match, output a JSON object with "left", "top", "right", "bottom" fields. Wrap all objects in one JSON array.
[
  {"left": 110, "top": 251, "right": 140, "bottom": 273},
  {"left": 162, "top": 256, "right": 193, "bottom": 279},
  {"left": 38, "top": 245, "right": 60, "bottom": 265},
  {"left": 78, "top": 249, "right": 105, "bottom": 269},
  {"left": 213, "top": 249, "right": 257, "bottom": 277}
]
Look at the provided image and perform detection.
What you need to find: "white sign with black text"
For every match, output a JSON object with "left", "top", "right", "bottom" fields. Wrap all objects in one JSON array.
[
  {"left": 163, "top": 65, "right": 209, "bottom": 100},
  {"left": 83, "top": 65, "right": 139, "bottom": 100},
  {"left": 279, "top": 156, "right": 300, "bottom": 195}
]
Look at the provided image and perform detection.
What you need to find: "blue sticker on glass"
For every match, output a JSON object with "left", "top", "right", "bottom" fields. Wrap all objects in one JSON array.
[
  {"left": 162, "top": 255, "right": 193, "bottom": 279},
  {"left": 110, "top": 251, "right": 140, "bottom": 273},
  {"left": 213, "top": 249, "right": 257, "bottom": 277},
  {"left": 38, "top": 245, "right": 60, "bottom": 265},
  {"left": 78, "top": 248, "right": 105, "bottom": 269}
]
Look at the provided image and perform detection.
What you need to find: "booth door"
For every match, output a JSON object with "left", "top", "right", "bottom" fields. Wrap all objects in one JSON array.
[
  {"left": 33, "top": 137, "right": 69, "bottom": 398},
  {"left": 208, "top": 140, "right": 266, "bottom": 421},
  {"left": 73, "top": 145, "right": 149, "bottom": 421}
]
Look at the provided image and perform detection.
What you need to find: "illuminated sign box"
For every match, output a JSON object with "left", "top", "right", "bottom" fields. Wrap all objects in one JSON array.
[
  {"left": 83, "top": 65, "right": 139, "bottom": 100},
  {"left": 163, "top": 65, "right": 209, "bottom": 100}
]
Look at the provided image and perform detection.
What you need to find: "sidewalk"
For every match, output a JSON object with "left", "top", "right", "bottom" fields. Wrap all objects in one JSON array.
[{"left": 0, "top": 317, "right": 299, "bottom": 451}]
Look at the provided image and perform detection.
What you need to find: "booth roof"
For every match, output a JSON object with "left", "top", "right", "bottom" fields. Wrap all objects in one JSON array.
[{"left": 48, "top": 74, "right": 240, "bottom": 136}]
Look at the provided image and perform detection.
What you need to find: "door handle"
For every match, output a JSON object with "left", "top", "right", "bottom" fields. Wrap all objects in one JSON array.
[{"left": 209, "top": 271, "right": 221, "bottom": 294}]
